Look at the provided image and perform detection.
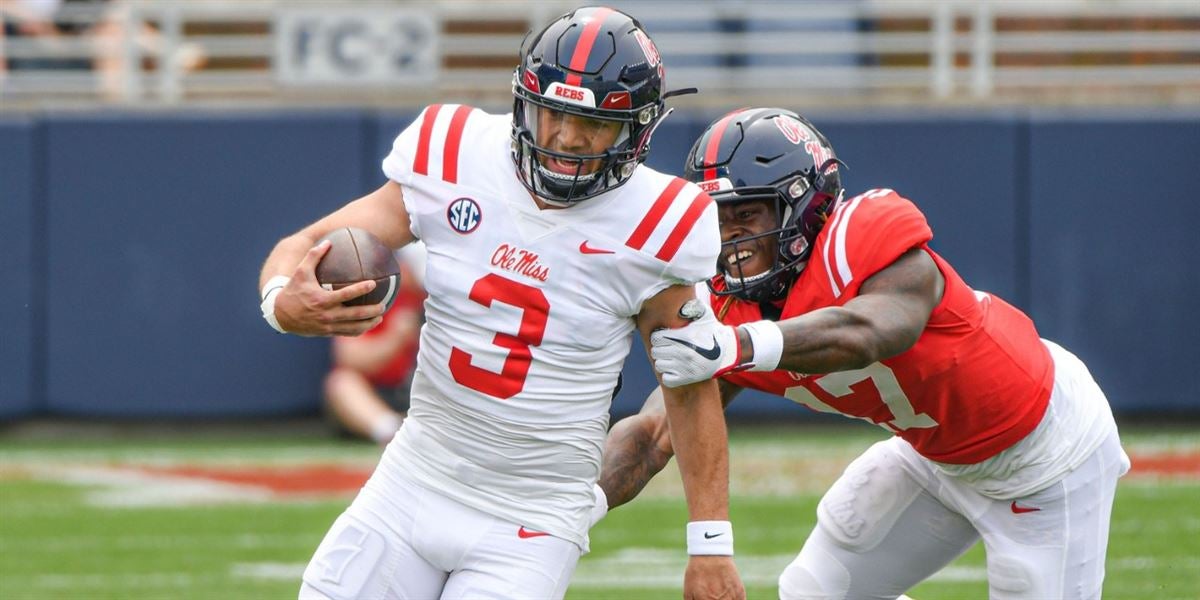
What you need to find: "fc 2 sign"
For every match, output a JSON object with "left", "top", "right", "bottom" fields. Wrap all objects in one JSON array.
[{"left": 277, "top": 7, "right": 437, "bottom": 85}]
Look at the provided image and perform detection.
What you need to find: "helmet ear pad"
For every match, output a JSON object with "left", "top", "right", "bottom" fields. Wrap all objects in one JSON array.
[{"left": 509, "top": 7, "right": 667, "bottom": 205}]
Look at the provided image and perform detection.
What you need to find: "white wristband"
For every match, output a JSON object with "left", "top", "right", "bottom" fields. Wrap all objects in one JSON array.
[
  {"left": 260, "top": 275, "right": 290, "bottom": 334},
  {"left": 686, "top": 520, "right": 734, "bottom": 556},
  {"left": 740, "top": 319, "right": 783, "bottom": 371}
]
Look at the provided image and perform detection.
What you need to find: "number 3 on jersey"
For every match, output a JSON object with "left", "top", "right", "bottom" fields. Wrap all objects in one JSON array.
[
  {"left": 785, "top": 362, "right": 938, "bottom": 432},
  {"left": 449, "top": 273, "right": 550, "bottom": 399}
]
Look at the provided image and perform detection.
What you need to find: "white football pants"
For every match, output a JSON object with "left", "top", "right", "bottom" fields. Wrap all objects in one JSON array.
[
  {"left": 778, "top": 351, "right": 1130, "bottom": 600},
  {"left": 779, "top": 429, "right": 1127, "bottom": 600},
  {"left": 299, "top": 476, "right": 580, "bottom": 599}
]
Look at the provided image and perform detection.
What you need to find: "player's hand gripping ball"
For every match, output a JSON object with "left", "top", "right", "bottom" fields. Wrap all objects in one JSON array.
[{"left": 315, "top": 227, "right": 401, "bottom": 310}]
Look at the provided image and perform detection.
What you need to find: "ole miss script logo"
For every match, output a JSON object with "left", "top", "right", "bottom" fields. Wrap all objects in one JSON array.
[
  {"left": 447, "top": 197, "right": 481, "bottom": 234},
  {"left": 774, "top": 115, "right": 836, "bottom": 172}
]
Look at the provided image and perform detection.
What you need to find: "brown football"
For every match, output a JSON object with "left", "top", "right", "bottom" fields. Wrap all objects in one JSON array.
[{"left": 314, "top": 227, "right": 402, "bottom": 309}]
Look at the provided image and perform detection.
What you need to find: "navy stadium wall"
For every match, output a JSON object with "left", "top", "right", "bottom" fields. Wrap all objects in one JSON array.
[
  {"left": 1, "top": 109, "right": 1196, "bottom": 420},
  {"left": 1025, "top": 111, "right": 1200, "bottom": 414},
  {"left": 38, "top": 112, "right": 372, "bottom": 418},
  {"left": 0, "top": 119, "right": 40, "bottom": 419}
]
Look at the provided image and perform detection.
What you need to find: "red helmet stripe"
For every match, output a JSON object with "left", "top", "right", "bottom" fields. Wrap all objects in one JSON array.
[
  {"left": 413, "top": 104, "right": 443, "bottom": 175},
  {"left": 564, "top": 7, "right": 615, "bottom": 86},
  {"left": 441, "top": 105, "right": 474, "bottom": 184},
  {"left": 702, "top": 110, "right": 742, "bottom": 181},
  {"left": 627, "top": 177, "right": 687, "bottom": 251},
  {"left": 656, "top": 190, "right": 714, "bottom": 262}
]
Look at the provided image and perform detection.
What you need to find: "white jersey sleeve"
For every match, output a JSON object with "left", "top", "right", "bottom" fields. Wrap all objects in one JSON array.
[
  {"left": 381, "top": 103, "right": 483, "bottom": 241},
  {"left": 662, "top": 190, "right": 720, "bottom": 284},
  {"left": 622, "top": 178, "right": 720, "bottom": 310}
]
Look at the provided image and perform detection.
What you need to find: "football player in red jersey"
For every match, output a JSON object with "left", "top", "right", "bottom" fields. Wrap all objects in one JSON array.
[{"left": 596, "top": 108, "right": 1129, "bottom": 599}]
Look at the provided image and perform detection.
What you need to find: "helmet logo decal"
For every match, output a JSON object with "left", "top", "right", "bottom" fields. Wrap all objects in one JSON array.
[
  {"left": 633, "top": 30, "right": 661, "bottom": 67},
  {"left": 698, "top": 178, "right": 733, "bottom": 193},
  {"left": 522, "top": 69, "right": 541, "bottom": 94},
  {"left": 601, "top": 91, "right": 632, "bottom": 109},
  {"left": 546, "top": 82, "right": 596, "bottom": 107},
  {"left": 807, "top": 142, "right": 836, "bottom": 174},
  {"left": 775, "top": 115, "right": 836, "bottom": 170},
  {"left": 447, "top": 197, "right": 482, "bottom": 234},
  {"left": 774, "top": 115, "right": 813, "bottom": 145}
]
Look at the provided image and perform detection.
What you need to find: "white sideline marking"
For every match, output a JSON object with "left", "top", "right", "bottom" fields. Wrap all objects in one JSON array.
[
  {"left": 1110, "top": 556, "right": 1200, "bottom": 570},
  {"left": 926, "top": 565, "right": 987, "bottom": 582},
  {"left": 226, "top": 555, "right": 1200, "bottom": 586},
  {"left": 15, "top": 532, "right": 316, "bottom": 552},
  {"left": 36, "top": 572, "right": 215, "bottom": 588},
  {"left": 1109, "top": 516, "right": 1200, "bottom": 533},
  {"left": 232, "top": 562, "right": 306, "bottom": 579},
  {"left": 573, "top": 549, "right": 989, "bottom": 588}
]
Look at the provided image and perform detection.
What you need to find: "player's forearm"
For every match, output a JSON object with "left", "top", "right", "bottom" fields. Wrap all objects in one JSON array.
[
  {"left": 771, "top": 304, "right": 911, "bottom": 374},
  {"left": 259, "top": 233, "right": 317, "bottom": 288},
  {"left": 598, "top": 411, "right": 674, "bottom": 510},
  {"left": 662, "top": 380, "right": 730, "bottom": 521},
  {"left": 765, "top": 247, "right": 937, "bottom": 374}
]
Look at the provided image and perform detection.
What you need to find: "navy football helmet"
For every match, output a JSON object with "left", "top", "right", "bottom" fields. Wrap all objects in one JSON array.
[
  {"left": 684, "top": 108, "right": 844, "bottom": 302},
  {"left": 512, "top": 6, "right": 669, "bottom": 206}
]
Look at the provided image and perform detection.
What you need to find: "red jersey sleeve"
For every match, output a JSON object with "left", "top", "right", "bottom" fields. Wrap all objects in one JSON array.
[{"left": 815, "top": 188, "right": 932, "bottom": 299}]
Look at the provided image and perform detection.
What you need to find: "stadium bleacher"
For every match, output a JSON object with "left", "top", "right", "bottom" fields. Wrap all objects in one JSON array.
[{"left": 2, "top": 0, "right": 1199, "bottom": 109}]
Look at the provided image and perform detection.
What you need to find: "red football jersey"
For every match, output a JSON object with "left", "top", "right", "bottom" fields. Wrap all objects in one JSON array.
[{"left": 716, "top": 189, "right": 1053, "bottom": 464}]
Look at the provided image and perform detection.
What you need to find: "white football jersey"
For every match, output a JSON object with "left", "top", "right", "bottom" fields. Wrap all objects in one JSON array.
[{"left": 376, "top": 104, "right": 719, "bottom": 550}]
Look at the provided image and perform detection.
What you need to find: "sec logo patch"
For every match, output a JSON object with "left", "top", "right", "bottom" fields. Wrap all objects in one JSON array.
[{"left": 447, "top": 197, "right": 481, "bottom": 234}]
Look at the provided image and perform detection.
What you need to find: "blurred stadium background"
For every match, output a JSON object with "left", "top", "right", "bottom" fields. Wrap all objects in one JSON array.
[{"left": 2, "top": 1, "right": 1199, "bottom": 598}]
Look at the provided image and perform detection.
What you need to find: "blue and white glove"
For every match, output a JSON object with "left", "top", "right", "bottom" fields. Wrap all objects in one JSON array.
[{"left": 650, "top": 315, "right": 785, "bottom": 388}]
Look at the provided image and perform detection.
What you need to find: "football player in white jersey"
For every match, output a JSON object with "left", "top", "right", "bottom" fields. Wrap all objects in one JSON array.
[{"left": 258, "top": 7, "right": 744, "bottom": 600}]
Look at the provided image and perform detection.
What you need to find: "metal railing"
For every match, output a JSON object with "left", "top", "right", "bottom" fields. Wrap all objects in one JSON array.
[{"left": 2, "top": 0, "right": 1199, "bottom": 110}]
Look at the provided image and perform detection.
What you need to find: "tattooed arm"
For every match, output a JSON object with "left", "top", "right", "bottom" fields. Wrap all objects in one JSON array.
[{"left": 599, "top": 380, "right": 742, "bottom": 509}]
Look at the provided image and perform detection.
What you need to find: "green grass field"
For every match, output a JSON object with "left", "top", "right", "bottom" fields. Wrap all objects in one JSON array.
[{"left": 1, "top": 423, "right": 1196, "bottom": 599}]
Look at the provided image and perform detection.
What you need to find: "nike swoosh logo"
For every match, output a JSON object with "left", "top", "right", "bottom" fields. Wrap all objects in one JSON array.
[
  {"left": 579, "top": 240, "right": 615, "bottom": 255},
  {"left": 1010, "top": 501, "right": 1041, "bottom": 514},
  {"left": 517, "top": 526, "right": 551, "bottom": 539},
  {"left": 663, "top": 335, "right": 721, "bottom": 360},
  {"left": 703, "top": 532, "right": 724, "bottom": 539}
]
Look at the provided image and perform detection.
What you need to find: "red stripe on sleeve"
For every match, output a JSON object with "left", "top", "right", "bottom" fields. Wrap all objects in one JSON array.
[
  {"left": 656, "top": 190, "right": 714, "bottom": 262},
  {"left": 565, "top": 7, "right": 614, "bottom": 86},
  {"left": 702, "top": 111, "right": 739, "bottom": 181},
  {"left": 441, "top": 105, "right": 474, "bottom": 184},
  {"left": 413, "top": 104, "right": 442, "bottom": 176},
  {"left": 627, "top": 178, "right": 687, "bottom": 251}
]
